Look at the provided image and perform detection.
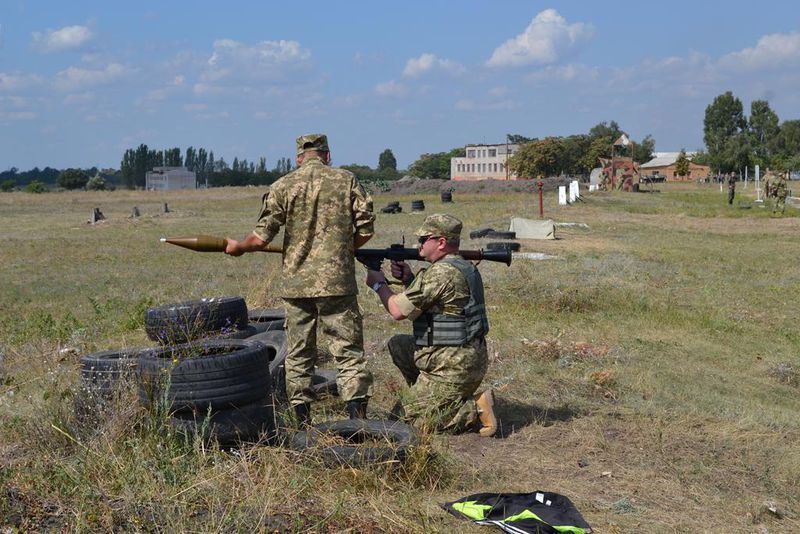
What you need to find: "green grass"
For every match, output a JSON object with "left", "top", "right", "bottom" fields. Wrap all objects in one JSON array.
[{"left": 1, "top": 183, "right": 799, "bottom": 532}]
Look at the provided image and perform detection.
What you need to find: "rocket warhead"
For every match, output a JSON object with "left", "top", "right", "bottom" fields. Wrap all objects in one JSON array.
[{"left": 161, "top": 235, "right": 228, "bottom": 252}]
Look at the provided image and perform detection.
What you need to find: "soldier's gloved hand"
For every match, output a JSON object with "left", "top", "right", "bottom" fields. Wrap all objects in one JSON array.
[{"left": 390, "top": 260, "right": 413, "bottom": 285}]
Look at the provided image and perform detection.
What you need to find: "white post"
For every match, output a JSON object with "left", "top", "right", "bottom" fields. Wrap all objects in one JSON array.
[
  {"left": 755, "top": 165, "right": 762, "bottom": 202},
  {"left": 572, "top": 180, "right": 580, "bottom": 199},
  {"left": 558, "top": 186, "right": 568, "bottom": 205}
]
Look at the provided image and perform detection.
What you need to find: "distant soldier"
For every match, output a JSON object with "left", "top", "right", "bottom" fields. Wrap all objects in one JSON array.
[
  {"left": 773, "top": 173, "right": 788, "bottom": 215},
  {"left": 225, "top": 133, "right": 375, "bottom": 425},
  {"left": 727, "top": 173, "right": 736, "bottom": 205}
]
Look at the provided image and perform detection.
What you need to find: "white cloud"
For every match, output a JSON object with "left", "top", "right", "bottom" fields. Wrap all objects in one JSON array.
[
  {"left": 455, "top": 99, "right": 518, "bottom": 111},
  {"left": 718, "top": 32, "right": 800, "bottom": 72},
  {"left": 375, "top": 80, "right": 407, "bottom": 97},
  {"left": 205, "top": 38, "right": 310, "bottom": 78},
  {"left": 402, "top": 53, "right": 465, "bottom": 78},
  {"left": 0, "top": 71, "right": 42, "bottom": 91},
  {"left": 487, "top": 9, "right": 593, "bottom": 68},
  {"left": 32, "top": 25, "right": 93, "bottom": 53},
  {"left": 0, "top": 111, "right": 37, "bottom": 121},
  {"left": 54, "top": 63, "right": 129, "bottom": 91},
  {"left": 526, "top": 64, "right": 600, "bottom": 84},
  {"left": 63, "top": 92, "right": 95, "bottom": 105}
]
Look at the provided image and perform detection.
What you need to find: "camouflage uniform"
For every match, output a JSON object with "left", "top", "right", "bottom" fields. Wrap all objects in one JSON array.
[
  {"left": 727, "top": 174, "right": 736, "bottom": 205},
  {"left": 773, "top": 175, "right": 787, "bottom": 215},
  {"left": 386, "top": 215, "right": 489, "bottom": 433},
  {"left": 254, "top": 133, "right": 375, "bottom": 406}
]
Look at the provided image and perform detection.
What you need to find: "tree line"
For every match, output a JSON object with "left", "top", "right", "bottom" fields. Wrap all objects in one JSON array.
[
  {"left": 504, "top": 122, "right": 655, "bottom": 179},
  {"left": 702, "top": 91, "right": 800, "bottom": 174}
]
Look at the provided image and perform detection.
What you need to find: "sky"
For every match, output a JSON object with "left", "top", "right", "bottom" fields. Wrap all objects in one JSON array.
[{"left": 1, "top": 1, "right": 799, "bottom": 171}]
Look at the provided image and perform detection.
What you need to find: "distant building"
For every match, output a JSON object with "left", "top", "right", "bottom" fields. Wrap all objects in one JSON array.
[
  {"left": 450, "top": 143, "right": 522, "bottom": 181},
  {"left": 145, "top": 166, "right": 197, "bottom": 190},
  {"left": 640, "top": 152, "right": 710, "bottom": 181}
]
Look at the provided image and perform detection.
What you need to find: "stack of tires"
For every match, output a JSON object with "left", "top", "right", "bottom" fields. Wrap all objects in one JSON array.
[
  {"left": 440, "top": 190, "right": 453, "bottom": 203},
  {"left": 411, "top": 199, "right": 425, "bottom": 211},
  {"left": 137, "top": 339, "right": 277, "bottom": 446},
  {"left": 144, "top": 297, "right": 256, "bottom": 344},
  {"left": 468, "top": 227, "right": 520, "bottom": 252},
  {"left": 380, "top": 201, "right": 402, "bottom": 214}
]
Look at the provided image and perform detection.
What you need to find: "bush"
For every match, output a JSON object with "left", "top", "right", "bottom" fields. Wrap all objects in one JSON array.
[
  {"left": 86, "top": 175, "right": 112, "bottom": 191},
  {"left": 1, "top": 179, "right": 15, "bottom": 192},
  {"left": 24, "top": 180, "right": 47, "bottom": 193}
]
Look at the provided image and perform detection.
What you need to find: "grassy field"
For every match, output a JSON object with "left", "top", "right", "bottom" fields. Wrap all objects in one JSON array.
[{"left": 0, "top": 182, "right": 798, "bottom": 532}]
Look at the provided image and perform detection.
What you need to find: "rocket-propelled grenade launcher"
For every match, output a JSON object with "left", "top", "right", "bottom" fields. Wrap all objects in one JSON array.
[{"left": 160, "top": 235, "right": 512, "bottom": 267}]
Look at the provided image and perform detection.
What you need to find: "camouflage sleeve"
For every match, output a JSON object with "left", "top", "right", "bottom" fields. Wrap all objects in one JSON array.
[
  {"left": 351, "top": 176, "right": 375, "bottom": 237},
  {"left": 395, "top": 264, "right": 453, "bottom": 320},
  {"left": 253, "top": 188, "right": 285, "bottom": 243}
]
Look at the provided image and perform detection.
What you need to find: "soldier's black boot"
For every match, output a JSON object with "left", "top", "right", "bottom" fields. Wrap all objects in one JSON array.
[
  {"left": 294, "top": 402, "right": 311, "bottom": 427},
  {"left": 346, "top": 399, "right": 368, "bottom": 419}
]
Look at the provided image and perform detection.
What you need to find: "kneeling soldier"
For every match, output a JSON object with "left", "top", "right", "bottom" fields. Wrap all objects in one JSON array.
[{"left": 365, "top": 214, "right": 497, "bottom": 436}]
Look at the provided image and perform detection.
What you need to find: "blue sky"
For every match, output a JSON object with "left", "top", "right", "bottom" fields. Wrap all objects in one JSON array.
[{"left": 1, "top": 1, "right": 799, "bottom": 171}]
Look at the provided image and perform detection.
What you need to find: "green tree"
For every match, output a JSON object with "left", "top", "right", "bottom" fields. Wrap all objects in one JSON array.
[
  {"left": 633, "top": 134, "right": 656, "bottom": 164},
  {"left": 588, "top": 120, "right": 623, "bottom": 140},
  {"left": 580, "top": 137, "right": 613, "bottom": 172},
  {"left": 674, "top": 149, "right": 690, "bottom": 179},
  {"left": 1, "top": 179, "right": 16, "bottom": 192},
  {"left": 749, "top": 100, "right": 780, "bottom": 166},
  {"left": 772, "top": 120, "right": 800, "bottom": 165},
  {"left": 703, "top": 91, "right": 748, "bottom": 173},
  {"left": 506, "top": 134, "right": 534, "bottom": 144},
  {"left": 85, "top": 175, "right": 109, "bottom": 191},
  {"left": 56, "top": 168, "right": 89, "bottom": 190},
  {"left": 408, "top": 148, "right": 465, "bottom": 179},
  {"left": 378, "top": 149, "right": 397, "bottom": 171},
  {"left": 508, "top": 137, "right": 567, "bottom": 178},
  {"left": 24, "top": 180, "right": 47, "bottom": 193}
]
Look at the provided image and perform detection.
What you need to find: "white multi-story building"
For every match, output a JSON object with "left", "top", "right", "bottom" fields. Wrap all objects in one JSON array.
[
  {"left": 450, "top": 143, "right": 520, "bottom": 181},
  {"left": 145, "top": 166, "right": 197, "bottom": 190}
]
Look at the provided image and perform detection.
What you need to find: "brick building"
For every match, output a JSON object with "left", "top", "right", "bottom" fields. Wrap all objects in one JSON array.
[{"left": 640, "top": 152, "right": 710, "bottom": 181}]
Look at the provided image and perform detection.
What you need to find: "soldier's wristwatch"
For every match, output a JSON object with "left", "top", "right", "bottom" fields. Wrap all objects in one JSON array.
[{"left": 371, "top": 281, "right": 386, "bottom": 292}]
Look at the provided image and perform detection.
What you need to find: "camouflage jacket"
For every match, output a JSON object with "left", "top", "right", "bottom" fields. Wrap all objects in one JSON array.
[
  {"left": 254, "top": 156, "right": 375, "bottom": 298},
  {"left": 393, "top": 254, "right": 472, "bottom": 321}
]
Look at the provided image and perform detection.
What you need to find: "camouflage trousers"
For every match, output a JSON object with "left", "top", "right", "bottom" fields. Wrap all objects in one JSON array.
[
  {"left": 387, "top": 334, "right": 488, "bottom": 434},
  {"left": 283, "top": 295, "right": 373, "bottom": 406},
  {"left": 774, "top": 194, "right": 786, "bottom": 214}
]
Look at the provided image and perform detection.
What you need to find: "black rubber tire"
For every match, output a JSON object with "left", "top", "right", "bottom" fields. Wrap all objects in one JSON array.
[
  {"left": 440, "top": 191, "right": 453, "bottom": 203},
  {"left": 170, "top": 396, "right": 277, "bottom": 446},
  {"left": 80, "top": 347, "right": 153, "bottom": 395},
  {"left": 469, "top": 227, "right": 494, "bottom": 239},
  {"left": 137, "top": 339, "right": 271, "bottom": 412},
  {"left": 248, "top": 330, "right": 288, "bottom": 404},
  {"left": 380, "top": 206, "right": 401, "bottom": 214},
  {"left": 248, "top": 321, "right": 285, "bottom": 335},
  {"left": 293, "top": 419, "right": 417, "bottom": 467},
  {"left": 484, "top": 231, "right": 516, "bottom": 240},
  {"left": 387, "top": 201, "right": 400, "bottom": 207},
  {"left": 486, "top": 241, "right": 521, "bottom": 252},
  {"left": 248, "top": 308, "right": 286, "bottom": 324},
  {"left": 410, "top": 200, "right": 425, "bottom": 211},
  {"left": 144, "top": 297, "right": 249, "bottom": 345},
  {"left": 310, "top": 368, "right": 338, "bottom": 397},
  {"left": 215, "top": 324, "right": 259, "bottom": 340}
]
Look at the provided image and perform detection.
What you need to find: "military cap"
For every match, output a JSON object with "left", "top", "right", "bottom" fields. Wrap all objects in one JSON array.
[
  {"left": 296, "top": 133, "right": 330, "bottom": 155},
  {"left": 414, "top": 213, "right": 463, "bottom": 240}
]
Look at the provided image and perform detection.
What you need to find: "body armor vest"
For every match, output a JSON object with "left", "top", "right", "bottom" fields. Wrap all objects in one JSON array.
[{"left": 412, "top": 257, "right": 489, "bottom": 346}]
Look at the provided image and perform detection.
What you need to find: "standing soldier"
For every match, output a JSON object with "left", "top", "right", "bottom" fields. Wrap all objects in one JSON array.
[
  {"left": 773, "top": 172, "right": 788, "bottom": 215},
  {"left": 225, "top": 133, "right": 375, "bottom": 425},
  {"left": 364, "top": 214, "right": 497, "bottom": 437},
  {"left": 727, "top": 172, "right": 736, "bottom": 205}
]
